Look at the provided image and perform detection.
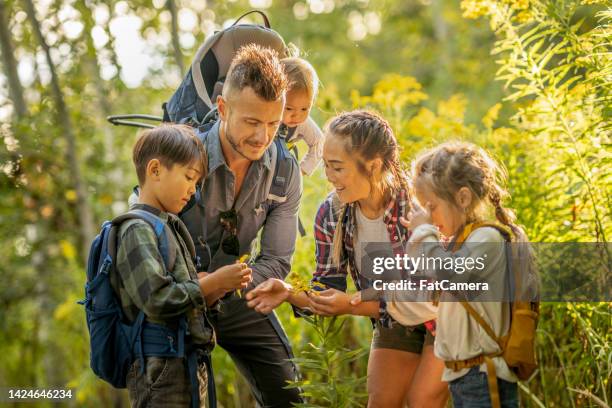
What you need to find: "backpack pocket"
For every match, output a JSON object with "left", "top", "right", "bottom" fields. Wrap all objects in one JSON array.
[
  {"left": 504, "top": 306, "right": 538, "bottom": 380},
  {"left": 84, "top": 266, "right": 135, "bottom": 388}
]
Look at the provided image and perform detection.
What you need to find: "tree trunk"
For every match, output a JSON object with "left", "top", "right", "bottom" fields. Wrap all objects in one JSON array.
[
  {"left": 0, "top": 0, "right": 27, "bottom": 119},
  {"left": 75, "top": 0, "right": 116, "bottom": 159},
  {"left": 430, "top": 0, "right": 451, "bottom": 94},
  {"left": 23, "top": 0, "right": 95, "bottom": 260},
  {"left": 102, "top": 5, "right": 121, "bottom": 76},
  {"left": 167, "top": 0, "right": 184, "bottom": 73}
]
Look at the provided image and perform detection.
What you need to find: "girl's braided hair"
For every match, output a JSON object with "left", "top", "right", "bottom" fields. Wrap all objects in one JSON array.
[{"left": 412, "top": 141, "right": 527, "bottom": 242}]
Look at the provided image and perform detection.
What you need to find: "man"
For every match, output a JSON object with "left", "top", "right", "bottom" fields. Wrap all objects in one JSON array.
[{"left": 180, "top": 44, "right": 303, "bottom": 407}]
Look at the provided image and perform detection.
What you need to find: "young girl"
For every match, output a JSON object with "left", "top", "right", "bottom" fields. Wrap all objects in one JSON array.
[
  {"left": 279, "top": 57, "right": 324, "bottom": 176},
  {"left": 390, "top": 141, "right": 529, "bottom": 407},
  {"left": 247, "top": 111, "right": 449, "bottom": 408}
]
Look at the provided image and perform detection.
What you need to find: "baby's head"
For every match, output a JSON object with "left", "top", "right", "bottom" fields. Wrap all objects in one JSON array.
[
  {"left": 411, "top": 141, "right": 513, "bottom": 237},
  {"left": 133, "top": 124, "right": 207, "bottom": 214},
  {"left": 280, "top": 57, "right": 319, "bottom": 128}
]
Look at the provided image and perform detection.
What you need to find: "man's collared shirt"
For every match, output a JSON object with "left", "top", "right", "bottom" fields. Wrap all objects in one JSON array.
[{"left": 184, "top": 121, "right": 302, "bottom": 287}]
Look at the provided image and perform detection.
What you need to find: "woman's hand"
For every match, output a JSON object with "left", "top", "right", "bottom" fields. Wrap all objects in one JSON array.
[
  {"left": 246, "top": 278, "right": 292, "bottom": 314},
  {"left": 309, "top": 288, "right": 354, "bottom": 316}
]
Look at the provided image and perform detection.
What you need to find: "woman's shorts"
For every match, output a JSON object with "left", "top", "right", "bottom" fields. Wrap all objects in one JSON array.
[{"left": 371, "top": 320, "right": 434, "bottom": 354}]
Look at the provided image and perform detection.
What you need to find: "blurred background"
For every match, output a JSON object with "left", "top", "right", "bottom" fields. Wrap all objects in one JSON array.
[{"left": 0, "top": 0, "right": 610, "bottom": 406}]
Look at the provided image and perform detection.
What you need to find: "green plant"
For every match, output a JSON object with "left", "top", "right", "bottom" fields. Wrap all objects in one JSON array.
[{"left": 287, "top": 313, "right": 368, "bottom": 408}]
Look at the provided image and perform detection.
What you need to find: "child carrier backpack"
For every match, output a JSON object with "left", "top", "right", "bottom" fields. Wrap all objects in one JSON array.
[
  {"left": 107, "top": 10, "right": 287, "bottom": 129},
  {"left": 163, "top": 10, "right": 287, "bottom": 126},
  {"left": 446, "top": 222, "right": 540, "bottom": 408},
  {"left": 112, "top": 10, "right": 304, "bottom": 238},
  {"left": 80, "top": 209, "right": 216, "bottom": 408}
]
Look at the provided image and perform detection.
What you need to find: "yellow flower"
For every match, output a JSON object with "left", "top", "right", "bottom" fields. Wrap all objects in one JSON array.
[
  {"left": 460, "top": 0, "right": 492, "bottom": 19},
  {"left": 65, "top": 190, "right": 77, "bottom": 202},
  {"left": 482, "top": 103, "right": 503, "bottom": 128}
]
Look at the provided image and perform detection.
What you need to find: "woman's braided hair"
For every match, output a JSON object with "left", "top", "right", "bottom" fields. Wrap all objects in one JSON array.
[{"left": 325, "top": 110, "right": 409, "bottom": 265}]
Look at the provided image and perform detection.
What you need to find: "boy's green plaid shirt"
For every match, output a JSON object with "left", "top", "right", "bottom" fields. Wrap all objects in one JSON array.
[{"left": 110, "top": 204, "right": 214, "bottom": 348}]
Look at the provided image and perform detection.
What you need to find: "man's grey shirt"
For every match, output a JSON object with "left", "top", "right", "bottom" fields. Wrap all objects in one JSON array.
[{"left": 182, "top": 121, "right": 303, "bottom": 286}]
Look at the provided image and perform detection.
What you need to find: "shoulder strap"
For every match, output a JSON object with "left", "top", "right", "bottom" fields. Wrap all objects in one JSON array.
[
  {"left": 198, "top": 108, "right": 219, "bottom": 132},
  {"left": 267, "top": 137, "right": 295, "bottom": 205},
  {"left": 451, "top": 222, "right": 513, "bottom": 252},
  {"left": 191, "top": 32, "right": 225, "bottom": 111},
  {"left": 460, "top": 301, "right": 505, "bottom": 350},
  {"left": 111, "top": 210, "right": 177, "bottom": 273},
  {"left": 454, "top": 222, "right": 512, "bottom": 351}
]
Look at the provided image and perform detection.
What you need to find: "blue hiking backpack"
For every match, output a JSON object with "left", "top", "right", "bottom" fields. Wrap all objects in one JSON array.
[{"left": 80, "top": 209, "right": 215, "bottom": 408}]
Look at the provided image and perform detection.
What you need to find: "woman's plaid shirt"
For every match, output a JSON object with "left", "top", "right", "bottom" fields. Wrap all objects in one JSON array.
[{"left": 312, "top": 189, "right": 412, "bottom": 328}]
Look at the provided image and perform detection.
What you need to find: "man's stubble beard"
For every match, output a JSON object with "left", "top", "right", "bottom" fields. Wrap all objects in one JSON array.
[{"left": 223, "top": 119, "right": 253, "bottom": 162}]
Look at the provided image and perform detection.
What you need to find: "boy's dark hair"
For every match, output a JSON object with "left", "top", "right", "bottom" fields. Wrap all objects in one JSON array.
[
  {"left": 133, "top": 124, "right": 207, "bottom": 185},
  {"left": 223, "top": 44, "right": 288, "bottom": 101}
]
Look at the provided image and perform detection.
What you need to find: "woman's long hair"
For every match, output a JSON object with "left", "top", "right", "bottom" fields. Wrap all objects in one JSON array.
[{"left": 325, "top": 110, "right": 408, "bottom": 265}]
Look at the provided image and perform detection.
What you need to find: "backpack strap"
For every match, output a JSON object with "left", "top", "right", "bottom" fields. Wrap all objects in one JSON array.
[
  {"left": 450, "top": 221, "right": 513, "bottom": 349},
  {"left": 445, "top": 221, "right": 512, "bottom": 408},
  {"left": 267, "top": 137, "right": 295, "bottom": 205},
  {"left": 450, "top": 221, "right": 513, "bottom": 252},
  {"left": 199, "top": 107, "right": 219, "bottom": 132},
  {"left": 191, "top": 32, "right": 224, "bottom": 111},
  {"left": 110, "top": 209, "right": 177, "bottom": 273},
  {"left": 460, "top": 301, "right": 505, "bottom": 350}
]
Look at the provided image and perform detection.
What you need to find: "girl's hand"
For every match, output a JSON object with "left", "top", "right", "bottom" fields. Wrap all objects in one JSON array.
[
  {"left": 401, "top": 201, "right": 432, "bottom": 230},
  {"left": 309, "top": 288, "right": 353, "bottom": 316},
  {"left": 246, "top": 278, "right": 291, "bottom": 314}
]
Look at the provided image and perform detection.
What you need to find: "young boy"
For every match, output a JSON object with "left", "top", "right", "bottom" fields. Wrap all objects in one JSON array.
[{"left": 112, "top": 124, "right": 252, "bottom": 407}]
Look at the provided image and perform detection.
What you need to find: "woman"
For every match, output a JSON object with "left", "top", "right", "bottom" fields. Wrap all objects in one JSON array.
[{"left": 246, "top": 111, "right": 448, "bottom": 407}]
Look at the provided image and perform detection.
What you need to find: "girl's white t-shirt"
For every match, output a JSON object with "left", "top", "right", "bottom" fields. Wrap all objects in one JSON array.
[{"left": 354, "top": 206, "right": 438, "bottom": 327}]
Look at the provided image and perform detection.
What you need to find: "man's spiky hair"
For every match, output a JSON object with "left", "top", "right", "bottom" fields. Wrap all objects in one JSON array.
[{"left": 224, "top": 44, "right": 288, "bottom": 101}]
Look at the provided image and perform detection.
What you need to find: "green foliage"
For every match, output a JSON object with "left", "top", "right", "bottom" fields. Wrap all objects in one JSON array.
[
  {"left": 0, "top": 0, "right": 610, "bottom": 406},
  {"left": 287, "top": 315, "right": 368, "bottom": 407}
]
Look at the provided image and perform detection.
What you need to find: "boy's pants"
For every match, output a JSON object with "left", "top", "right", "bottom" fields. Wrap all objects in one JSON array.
[
  {"left": 449, "top": 367, "right": 518, "bottom": 408},
  {"left": 127, "top": 356, "right": 208, "bottom": 408}
]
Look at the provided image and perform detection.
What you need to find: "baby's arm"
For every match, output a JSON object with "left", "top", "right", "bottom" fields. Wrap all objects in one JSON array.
[{"left": 296, "top": 117, "right": 324, "bottom": 176}]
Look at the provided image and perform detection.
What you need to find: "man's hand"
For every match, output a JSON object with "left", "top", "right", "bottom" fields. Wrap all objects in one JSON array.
[
  {"left": 309, "top": 288, "right": 353, "bottom": 316},
  {"left": 246, "top": 278, "right": 291, "bottom": 314}
]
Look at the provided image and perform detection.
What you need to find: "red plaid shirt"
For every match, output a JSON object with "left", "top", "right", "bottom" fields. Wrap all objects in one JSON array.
[{"left": 312, "top": 189, "right": 414, "bottom": 328}]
